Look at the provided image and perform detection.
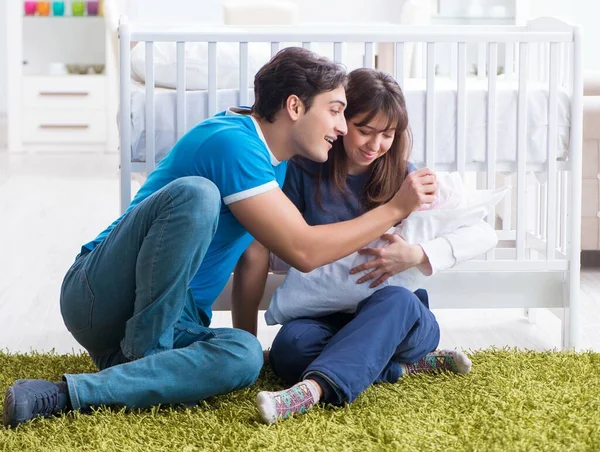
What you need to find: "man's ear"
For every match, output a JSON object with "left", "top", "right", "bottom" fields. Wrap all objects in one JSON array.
[{"left": 285, "top": 95, "right": 305, "bottom": 121}]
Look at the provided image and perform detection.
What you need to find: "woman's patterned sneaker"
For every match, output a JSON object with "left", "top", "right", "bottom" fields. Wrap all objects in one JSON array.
[
  {"left": 404, "top": 350, "right": 472, "bottom": 375},
  {"left": 256, "top": 380, "right": 321, "bottom": 424}
]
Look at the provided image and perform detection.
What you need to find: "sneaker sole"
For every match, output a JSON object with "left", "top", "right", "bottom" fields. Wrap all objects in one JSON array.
[{"left": 3, "top": 387, "right": 16, "bottom": 429}]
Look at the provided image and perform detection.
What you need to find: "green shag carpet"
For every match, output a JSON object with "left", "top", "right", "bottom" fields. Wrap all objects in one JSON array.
[{"left": 1, "top": 349, "right": 599, "bottom": 451}]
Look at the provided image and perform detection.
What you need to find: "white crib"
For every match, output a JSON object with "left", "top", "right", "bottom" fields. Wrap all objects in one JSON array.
[{"left": 116, "top": 17, "right": 583, "bottom": 349}]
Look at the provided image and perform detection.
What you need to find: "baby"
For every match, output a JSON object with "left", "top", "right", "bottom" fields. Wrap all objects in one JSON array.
[{"left": 265, "top": 172, "right": 508, "bottom": 325}]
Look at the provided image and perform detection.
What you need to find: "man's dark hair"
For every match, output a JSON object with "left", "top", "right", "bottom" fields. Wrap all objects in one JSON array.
[{"left": 252, "top": 47, "right": 347, "bottom": 123}]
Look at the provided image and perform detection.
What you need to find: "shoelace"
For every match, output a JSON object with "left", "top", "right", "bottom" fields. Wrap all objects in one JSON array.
[{"left": 32, "top": 389, "right": 59, "bottom": 418}]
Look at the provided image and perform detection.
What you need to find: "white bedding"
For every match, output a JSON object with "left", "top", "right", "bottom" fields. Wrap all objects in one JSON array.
[{"left": 129, "top": 77, "right": 571, "bottom": 165}]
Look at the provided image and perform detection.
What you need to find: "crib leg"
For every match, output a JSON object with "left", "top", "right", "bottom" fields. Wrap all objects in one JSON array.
[
  {"left": 561, "top": 307, "right": 570, "bottom": 350},
  {"left": 524, "top": 308, "right": 537, "bottom": 324}
]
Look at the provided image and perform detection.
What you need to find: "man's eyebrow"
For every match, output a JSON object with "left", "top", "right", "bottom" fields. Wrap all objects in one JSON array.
[{"left": 329, "top": 100, "right": 346, "bottom": 107}]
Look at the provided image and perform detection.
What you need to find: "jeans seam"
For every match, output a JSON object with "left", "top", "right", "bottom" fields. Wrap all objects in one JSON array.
[
  {"left": 125, "top": 189, "right": 174, "bottom": 359},
  {"left": 81, "top": 270, "right": 95, "bottom": 332},
  {"left": 63, "top": 374, "right": 81, "bottom": 411}
]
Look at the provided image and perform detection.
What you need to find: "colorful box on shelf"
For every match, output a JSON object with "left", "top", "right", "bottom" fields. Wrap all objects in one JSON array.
[
  {"left": 71, "top": 1, "right": 85, "bottom": 16},
  {"left": 23, "top": 0, "right": 103, "bottom": 16},
  {"left": 24, "top": 1, "right": 37, "bottom": 15},
  {"left": 87, "top": 1, "right": 99, "bottom": 16},
  {"left": 52, "top": 1, "right": 65, "bottom": 16}
]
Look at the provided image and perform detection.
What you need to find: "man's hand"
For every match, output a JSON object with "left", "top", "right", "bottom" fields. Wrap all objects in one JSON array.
[
  {"left": 387, "top": 168, "right": 437, "bottom": 218},
  {"left": 349, "top": 234, "right": 429, "bottom": 288}
]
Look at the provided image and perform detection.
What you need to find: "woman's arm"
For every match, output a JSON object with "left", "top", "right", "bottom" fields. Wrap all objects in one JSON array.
[
  {"left": 350, "top": 221, "right": 498, "bottom": 287},
  {"left": 232, "top": 240, "right": 271, "bottom": 336}
]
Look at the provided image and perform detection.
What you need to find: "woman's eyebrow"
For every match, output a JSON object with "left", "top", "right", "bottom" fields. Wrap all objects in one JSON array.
[{"left": 356, "top": 123, "right": 395, "bottom": 132}]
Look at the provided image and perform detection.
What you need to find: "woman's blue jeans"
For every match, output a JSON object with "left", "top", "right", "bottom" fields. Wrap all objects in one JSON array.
[{"left": 269, "top": 286, "right": 440, "bottom": 404}]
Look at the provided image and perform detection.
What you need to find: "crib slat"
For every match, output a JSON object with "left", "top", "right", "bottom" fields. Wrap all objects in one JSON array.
[
  {"left": 546, "top": 43, "right": 559, "bottom": 259},
  {"left": 505, "top": 42, "right": 514, "bottom": 79},
  {"left": 119, "top": 20, "right": 132, "bottom": 214},
  {"left": 516, "top": 43, "right": 529, "bottom": 260},
  {"left": 334, "top": 42, "right": 343, "bottom": 64},
  {"left": 395, "top": 42, "right": 405, "bottom": 89},
  {"left": 450, "top": 43, "right": 457, "bottom": 81},
  {"left": 208, "top": 42, "right": 217, "bottom": 117},
  {"left": 486, "top": 43, "right": 498, "bottom": 259},
  {"left": 364, "top": 42, "right": 374, "bottom": 69},
  {"left": 477, "top": 42, "right": 486, "bottom": 79},
  {"left": 426, "top": 42, "right": 435, "bottom": 169},
  {"left": 302, "top": 42, "right": 311, "bottom": 50},
  {"left": 176, "top": 42, "right": 186, "bottom": 141},
  {"left": 502, "top": 174, "right": 512, "bottom": 231},
  {"left": 145, "top": 41, "right": 156, "bottom": 174},
  {"left": 271, "top": 42, "right": 280, "bottom": 57},
  {"left": 239, "top": 42, "right": 249, "bottom": 106},
  {"left": 561, "top": 171, "right": 568, "bottom": 253},
  {"left": 457, "top": 43, "right": 466, "bottom": 176}
]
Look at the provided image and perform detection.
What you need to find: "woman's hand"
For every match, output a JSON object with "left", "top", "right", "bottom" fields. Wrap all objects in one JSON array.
[{"left": 349, "top": 234, "right": 429, "bottom": 288}]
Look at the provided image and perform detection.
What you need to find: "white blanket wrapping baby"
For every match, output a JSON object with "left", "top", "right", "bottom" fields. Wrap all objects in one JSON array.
[{"left": 264, "top": 172, "right": 508, "bottom": 325}]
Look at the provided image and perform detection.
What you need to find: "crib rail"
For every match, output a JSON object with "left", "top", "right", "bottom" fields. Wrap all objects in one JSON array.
[{"left": 120, "top": 18, "right": 580, "bottom": 261}]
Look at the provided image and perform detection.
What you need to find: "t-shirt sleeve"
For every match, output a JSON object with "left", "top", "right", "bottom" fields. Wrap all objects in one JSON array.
[
  {"left": 194, "top": 129, "right": 279, "bottom": 205},
  {"left": 282, "top": 161, "right": 306, "bottom": 213}
]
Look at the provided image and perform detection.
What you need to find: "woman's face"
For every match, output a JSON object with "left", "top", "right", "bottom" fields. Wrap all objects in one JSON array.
[{"left": 343, "top": 111, "right": 396, "bottom": 175}]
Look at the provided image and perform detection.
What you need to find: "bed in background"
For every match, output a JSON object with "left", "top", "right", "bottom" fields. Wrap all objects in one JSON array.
[{"left": 113, "top": 14, "right": 583, "bottom": 350}]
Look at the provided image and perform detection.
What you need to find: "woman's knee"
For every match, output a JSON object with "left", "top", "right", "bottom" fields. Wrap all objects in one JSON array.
[
  {"left": 270, "top": 321, "right": 332, "bottom": 383},
  {"left": 361, "top": 286, "right": 422, "bottom": 313}
]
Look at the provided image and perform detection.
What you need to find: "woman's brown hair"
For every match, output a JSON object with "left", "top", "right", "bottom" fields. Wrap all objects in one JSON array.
[{"left": 317, "top": 68, "right": 412, "bottom": 211}]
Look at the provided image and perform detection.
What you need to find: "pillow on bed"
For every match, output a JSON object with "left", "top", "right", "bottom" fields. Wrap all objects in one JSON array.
[
  {"left": 264, "top": 175, "right": 508, "bottom": 326},
  {"left": 130, "top": 32, "right": 272, "bottom": 91}
]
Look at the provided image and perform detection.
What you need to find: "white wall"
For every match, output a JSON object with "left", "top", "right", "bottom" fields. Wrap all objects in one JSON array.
[
  {"left": 127, "top": 0, "right": 223, "bottom": 23},
  {"left": 0, "top": 1, "right": 7, "bottom": 113},
  {"left": 527, "top": 0, "right": 600, "bottom": 70},
  {"left": 286, "top": 0, "right": 405, "bottom": 25}
]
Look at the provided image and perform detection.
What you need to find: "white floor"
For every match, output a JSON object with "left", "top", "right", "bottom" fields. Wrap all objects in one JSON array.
[{"left": 0, "top": 150, "right": 599, "bottom": 354}]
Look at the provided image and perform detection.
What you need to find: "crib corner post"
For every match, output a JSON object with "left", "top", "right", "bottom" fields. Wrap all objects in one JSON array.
[
  {"left": 119, "top": 16, "right": 132, "bottom": 215},
  {"left": 567, "top": 25, "right": 584, "bottom": 351}
]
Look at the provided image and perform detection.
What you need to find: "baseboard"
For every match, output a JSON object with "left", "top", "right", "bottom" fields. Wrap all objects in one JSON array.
[{"left": 581, "top": 250, "right": 600, "bottom": 267}]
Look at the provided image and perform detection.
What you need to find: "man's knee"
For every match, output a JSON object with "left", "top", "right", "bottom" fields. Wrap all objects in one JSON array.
[
  {"left": 217, "top": 329, "right": 264, "bottom": 390},
  {"left": 169, "top": 177, "right": 221, "bottom": 215}
]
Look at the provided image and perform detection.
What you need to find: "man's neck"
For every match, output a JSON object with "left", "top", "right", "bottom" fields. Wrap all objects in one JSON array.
[{"left": 252, "top": 114, "right": 294, "bottom": 162}]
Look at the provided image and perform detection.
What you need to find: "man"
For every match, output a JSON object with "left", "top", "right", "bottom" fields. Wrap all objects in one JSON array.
[{"left": 3, "top": 47, "right": 436, "bottom": 428}]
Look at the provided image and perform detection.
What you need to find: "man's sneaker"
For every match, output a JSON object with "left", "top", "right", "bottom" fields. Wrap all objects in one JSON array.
[{"left": 3, "top": 379, "right": 70, "bottom": 428}]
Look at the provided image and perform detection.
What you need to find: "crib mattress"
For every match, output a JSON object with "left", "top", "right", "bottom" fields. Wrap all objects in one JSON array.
[{"left": 129, "top": 77, "right": 572, "bottom": 165}]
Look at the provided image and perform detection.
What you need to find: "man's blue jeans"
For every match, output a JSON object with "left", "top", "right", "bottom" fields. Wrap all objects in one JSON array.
[
  {"left": 59, "top": 177, "right": 263, "bottom": 410},
  {"left": 269, "top": 286, "right": 440, "bottom": 404}
]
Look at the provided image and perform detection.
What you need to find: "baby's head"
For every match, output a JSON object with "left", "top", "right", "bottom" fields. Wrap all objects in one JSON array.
[{"left": 418, "top": 172, "right": 465, "bottom": 211}]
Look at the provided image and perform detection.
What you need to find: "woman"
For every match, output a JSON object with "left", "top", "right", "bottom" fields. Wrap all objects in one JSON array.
[{"left": 234, "top": 68, "right": 490, "bottom": 423}]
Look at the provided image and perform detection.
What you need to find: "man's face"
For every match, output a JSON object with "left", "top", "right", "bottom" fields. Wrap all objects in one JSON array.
[{"left": 291, "top": 86, "right": 348, "bottom": 162}]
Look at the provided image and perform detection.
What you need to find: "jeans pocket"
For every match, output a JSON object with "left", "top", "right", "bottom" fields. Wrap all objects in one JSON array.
[{"left": 60, "top": 267, "right": 95, "bottom": 334}]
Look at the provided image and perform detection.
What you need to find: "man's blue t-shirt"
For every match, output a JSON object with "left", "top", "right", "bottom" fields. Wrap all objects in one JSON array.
[
  {"left": 82, "top": 109, "right": 287, "bottom": 325},
  {"left": 283, "top": 158, "right": 416, "bottom": 225}
]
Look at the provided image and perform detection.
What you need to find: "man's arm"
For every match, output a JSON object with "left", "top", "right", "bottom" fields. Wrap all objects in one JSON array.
[
  {"left": 229, "top": 168, "right": 436, "bottom": 272},
  {"left": 232, "top": 241, "right": 270, "bottom": 336}
]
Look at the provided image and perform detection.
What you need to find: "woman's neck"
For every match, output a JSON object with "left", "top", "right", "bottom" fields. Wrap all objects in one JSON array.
[{"left": 346, "top": 162, "right": 370, "bottom": 176}]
